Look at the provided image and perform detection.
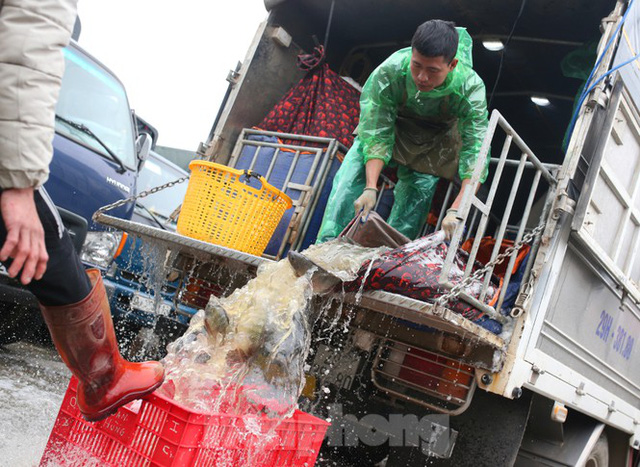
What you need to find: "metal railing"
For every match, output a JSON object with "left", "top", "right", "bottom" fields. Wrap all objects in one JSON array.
[
  {"left": 228, "top": 128, "right": 348, "bottom": 259},
  {"left": 372, "top": 338, "right": 476, "bottom": 415},
  {"left": 437, "top": 110, "right": 559, "bottom": 320}
]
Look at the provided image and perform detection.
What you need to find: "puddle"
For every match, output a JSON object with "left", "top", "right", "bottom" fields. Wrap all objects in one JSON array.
[{"left": 0, "top": 342, "right": 69, "bottom": 466}]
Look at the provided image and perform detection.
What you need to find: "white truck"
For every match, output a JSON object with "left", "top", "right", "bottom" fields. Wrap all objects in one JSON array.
[{"left": 97, "top": 0, "right": 639, "bottom": 464}]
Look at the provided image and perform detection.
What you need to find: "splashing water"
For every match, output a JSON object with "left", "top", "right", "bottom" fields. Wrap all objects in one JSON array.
[
  {"left": 160, "top": 240, "right": 388, "bottom": 419},
  {"left": 139, "top": 240, "right": 176, "bottom": 317},
  {"left": 303, "top": 241, "right": 388, "bottom": 281}
]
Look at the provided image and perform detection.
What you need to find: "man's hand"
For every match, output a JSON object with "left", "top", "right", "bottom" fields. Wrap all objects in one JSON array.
[
  {"left": 0, "top": 188, "right": 48, "bottom": 285},
  {"left": 354, "top": 188, "right": 378, "bottom": 222},
  {"left": 442, "top": 208, "right": 460, "bottom": 241}
]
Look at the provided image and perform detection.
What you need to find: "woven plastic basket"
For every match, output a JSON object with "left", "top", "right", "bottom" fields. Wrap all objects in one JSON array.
[{"left": 177, "top": 161, "right": 292, "bottom": 256}]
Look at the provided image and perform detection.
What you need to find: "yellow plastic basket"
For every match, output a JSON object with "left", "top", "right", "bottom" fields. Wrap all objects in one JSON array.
[{"left": 177, "top": 161, "right": 292, "bottom": 256}]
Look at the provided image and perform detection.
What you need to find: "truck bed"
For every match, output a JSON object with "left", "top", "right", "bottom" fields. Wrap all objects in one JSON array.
[{"left": 96, "top": 212, "right": 507, "bottom": 371}]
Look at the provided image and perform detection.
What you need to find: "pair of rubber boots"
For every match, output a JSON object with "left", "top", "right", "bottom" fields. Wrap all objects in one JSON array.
[{"left": 40, "top": 269, "right": 164, "bottom": 422}]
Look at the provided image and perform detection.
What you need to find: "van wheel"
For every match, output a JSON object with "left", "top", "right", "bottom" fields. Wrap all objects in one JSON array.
[{"left": 585, "top": 432, "right": 608, "bottom": 467}]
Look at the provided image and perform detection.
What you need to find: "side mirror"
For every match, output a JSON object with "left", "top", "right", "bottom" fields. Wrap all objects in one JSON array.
[{"left": 136, "top": 133, "right": 152, "bottom": 171}]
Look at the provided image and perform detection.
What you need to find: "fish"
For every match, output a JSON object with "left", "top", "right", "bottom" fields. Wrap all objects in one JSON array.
[
  {"left": 244, "top": 299, "right": 311, "bottom": 395},
  {"left": 287, "top": 250, "right": 342, "bottom": 294},
  {"left": 204, "top": 296, "right": 230, "bottom": 342}
]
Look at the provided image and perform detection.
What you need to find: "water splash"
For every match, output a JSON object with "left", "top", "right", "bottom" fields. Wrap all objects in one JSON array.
[
  {"left": 160, "top": 240, "right": 387, "bottom": 420},
  {"left": 138, "top": 241, "right": 176, "bottom": 317}
]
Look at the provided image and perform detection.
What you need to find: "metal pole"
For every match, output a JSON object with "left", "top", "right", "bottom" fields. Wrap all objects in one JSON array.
[
  {"left": 244, "top": 128, "right": 337, "bottom": 145},
  {"left": 324, "top": 0, "right": 336, "bottom": 54},
  {"left": 480, "top": 152, "right": 527, "bottom": 301},
  {"left": 266, "top": 148, "right": 280, "bottom": 179},
  {"left": 496, "top": 112, "right": 556, "bottom": 183},
  {"left": 496, "top": 170, "right": 542, "bottom": 311},
  {"left": 440, "top": 111, "right": 500, "bottom": 282},
  {"left": 463, "top": 133, "right": 512, "bottom": 279},
  {"left": 294, "top": 141, "right": 337, "bottom": 250},
  {"left": 228, "top": 128, "right": 247, "bottom": 167}
]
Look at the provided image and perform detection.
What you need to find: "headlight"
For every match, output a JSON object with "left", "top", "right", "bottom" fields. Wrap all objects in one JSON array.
[{"left": 80, "top": 231, "right": 124, "bottom": 268}]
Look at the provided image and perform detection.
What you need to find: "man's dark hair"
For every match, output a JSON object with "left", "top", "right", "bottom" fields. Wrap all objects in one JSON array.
[{"left": 411, "top": 20, "right": 459, "bottom": 63}]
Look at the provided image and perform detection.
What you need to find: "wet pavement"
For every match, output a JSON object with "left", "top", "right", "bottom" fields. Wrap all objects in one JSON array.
[
  {"left": 0, "top": 341, "right": 70, "bottom": 467},
  {"left": 0, "top": 340, "right": 355, "bottom": 467}
]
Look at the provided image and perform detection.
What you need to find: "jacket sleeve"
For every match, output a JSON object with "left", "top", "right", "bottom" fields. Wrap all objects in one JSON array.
[
  {"left": 357, "top": 56, "right": 405, "bottom": 165},
  {"left": 457, "top": 74, "right": 490, "bottom": 183},
  {"left": 0, "top": 0, "right": 78, "bottom": 189}
]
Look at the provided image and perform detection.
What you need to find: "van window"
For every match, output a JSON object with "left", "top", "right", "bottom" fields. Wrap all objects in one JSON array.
[
  {"left": 136, "top": 158, "right": 188, "bottom": 222},
  {"left": 55, "top": 47, "right": 136, "bottom": 168}
]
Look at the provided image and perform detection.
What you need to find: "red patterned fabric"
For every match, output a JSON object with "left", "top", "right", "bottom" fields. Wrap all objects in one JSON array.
[
  {"left": 346, "top": 233, "right": 502, "bottom": 327},
  {"left": 259, "top": 63, "right": 360, "bottom": 148}
]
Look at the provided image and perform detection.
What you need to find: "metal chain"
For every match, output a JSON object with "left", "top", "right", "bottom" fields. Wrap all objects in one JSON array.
[
  {"left": 436, "top": 221, "right": 547, "bottom": 306},
  {"left": 94, "top": 176, "right": 190, "bottom": 216}
]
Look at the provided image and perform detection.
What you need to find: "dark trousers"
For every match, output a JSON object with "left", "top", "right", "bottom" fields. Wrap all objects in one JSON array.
[{"left": 0, "top": 188, "right": 91, "bottom": 306}]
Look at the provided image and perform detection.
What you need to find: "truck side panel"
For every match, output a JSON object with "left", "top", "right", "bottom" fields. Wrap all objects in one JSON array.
[
  {"left": 205, "top": 20, "right": 305, "bottom": 163},
  {"left": 515, "top": 81, "right": 640, "bottom": 445},
  {"left": 537, "top": 243, "right": 639, "bottom": 409},
  {"left": 535, "top": 83, "right": 640, "bottom": 411}
]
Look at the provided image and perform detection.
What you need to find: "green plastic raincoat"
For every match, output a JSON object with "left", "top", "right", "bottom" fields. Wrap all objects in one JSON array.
[{"left": 317, "top": 28, "right": 489, "bottom": 242}]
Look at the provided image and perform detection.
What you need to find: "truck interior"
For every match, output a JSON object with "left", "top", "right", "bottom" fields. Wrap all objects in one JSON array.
[
  {"left": 175, "top": 0, "right": 619, "bottom": 351},
  {"left": 267, "top": 0, "right": 612, "bottom": 167},
  {"left": 201, "top": 0, "right": 610, "bottom": 324},
  {"left": 207, "top": 0, "right": 610, "bottom": 316},
  {"left": 256, "top": 0, "right": 615, "bottom": 223}
]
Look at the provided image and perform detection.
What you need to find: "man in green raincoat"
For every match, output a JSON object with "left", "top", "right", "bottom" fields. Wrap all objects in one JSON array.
[{"left": 317, "top": 20, "right": 489, "bottom": 242}]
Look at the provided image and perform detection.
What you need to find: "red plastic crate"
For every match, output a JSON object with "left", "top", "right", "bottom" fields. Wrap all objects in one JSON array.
[{"left": 40, "top": 377, "right": 329, "bottom": 466}]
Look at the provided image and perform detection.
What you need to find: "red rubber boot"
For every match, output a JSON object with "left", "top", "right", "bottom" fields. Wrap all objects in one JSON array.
[{"left": 40, "top": 269, "right": 164, "bottom": 422}]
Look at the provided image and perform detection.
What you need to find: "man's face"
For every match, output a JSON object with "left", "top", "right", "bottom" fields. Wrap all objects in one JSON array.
[{"left": 410, "top": 49, "right": 458, "bottom": 92}]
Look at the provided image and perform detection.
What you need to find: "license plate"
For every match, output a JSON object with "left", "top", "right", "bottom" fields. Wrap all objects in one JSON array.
[
  {"left": 131, "top": 293, "right": 171, "bottom": 316},
  {"left": 311, "top": 344, "right": 361, "bottom": 390}
]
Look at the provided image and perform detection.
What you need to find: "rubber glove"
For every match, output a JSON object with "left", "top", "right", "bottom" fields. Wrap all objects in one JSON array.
[
  {"left": 353, "top": 187, "right": 378, "bottom": 222},
  {"left": 442, "top": 208, "right": 460, "bottom": 241}
]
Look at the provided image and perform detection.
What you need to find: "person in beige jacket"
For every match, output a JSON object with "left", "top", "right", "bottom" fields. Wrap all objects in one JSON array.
[{"left": 0, "top": 0, "right": 164, "bottom": 422}]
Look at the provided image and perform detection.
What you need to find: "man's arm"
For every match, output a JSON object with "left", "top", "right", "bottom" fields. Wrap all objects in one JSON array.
[
  {"left": 0, "top": 0, "right": 79, "bottom": 284},
  {"left": 441, "top": 73, "right": 490, "bottom": 240},
  {"left": 449, "top": 178, "right": 476, "bottom": 211},
  {"left": 352, "top": 52, "right": 405, "bottom": 219},
  {"left": 365, "top": 159, "right": 385, "bottom": 190},
  {"left": 457, "top": 75, "right": 490, "bottom": 183},
  {"left": 358, "top": 51, "right": 406, "bottom": 168},
  {"left": 353, "top": 159, "right": 385, "bottom": 219},
  {"left": 441, "top": 179, "right": 478, "bottom": 240}
]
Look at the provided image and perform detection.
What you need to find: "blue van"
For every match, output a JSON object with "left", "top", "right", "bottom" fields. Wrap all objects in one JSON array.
[
  {"left": 104, "top": 151, "right": 196, "bottom": 359},
  {"left": 104, "top": 151, "right": 198, "bottom": 358},
  {"left": 0, "top": 41, "right": 150, "bottom": 343}
]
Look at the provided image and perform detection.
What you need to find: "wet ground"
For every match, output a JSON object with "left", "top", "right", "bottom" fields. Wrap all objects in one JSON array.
[
  {"left": 0, "top": 340, "right": 357, "bottom": 467},
  {"left": 0, "top": 341, "right": 70, "bottom": 467}
]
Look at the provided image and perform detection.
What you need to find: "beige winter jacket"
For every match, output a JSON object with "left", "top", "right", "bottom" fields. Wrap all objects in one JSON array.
[{"left": 0, "top": 0, "right": 78, "bottom": 189}]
